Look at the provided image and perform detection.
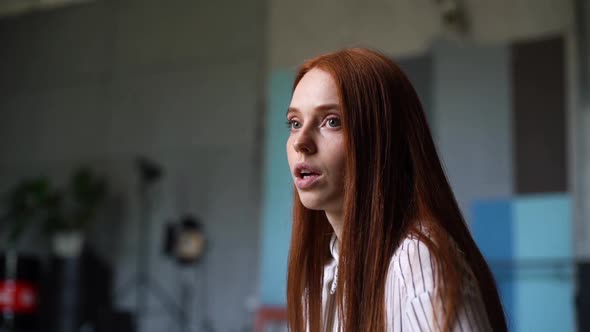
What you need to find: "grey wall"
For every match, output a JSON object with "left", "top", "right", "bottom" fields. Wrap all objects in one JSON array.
[
  {"left": 432, "top": 39, "right": 513, "bottom": 218},
  {"left": 0, "top": 1, "right": 264, "bottom": 331},
  {"left": 573, "top": 5, "right": 590, "bottom": 332},
  {"left": 397, "top": 53, "right": 433, "bottom": 123},
  {"left": 573, "top": 0, "right": 590, "bottom": 259}
]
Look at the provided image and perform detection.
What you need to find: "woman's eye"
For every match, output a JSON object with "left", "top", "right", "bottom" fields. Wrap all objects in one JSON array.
[
  {"left": 287, "top": 120, "right": 302, "bottom": 129},
  {"left": 326, "top": 118, "right": 341, "bottom": 128}
]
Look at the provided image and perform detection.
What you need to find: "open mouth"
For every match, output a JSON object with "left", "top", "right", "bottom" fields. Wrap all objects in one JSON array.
[
  {"left": 293, "top": 163, "right": 322, "bottom": 189},
  {"left": 298, "top": 169, "right": 320, "bottom": 179}
]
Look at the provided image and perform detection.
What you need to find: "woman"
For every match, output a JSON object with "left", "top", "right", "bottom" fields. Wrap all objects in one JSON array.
[{"left": 285, "top": 48, "right": 507, "bottom": 332}]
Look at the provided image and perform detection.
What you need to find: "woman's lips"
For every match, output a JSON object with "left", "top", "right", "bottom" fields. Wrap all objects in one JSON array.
[
  {"left": 295, "top": 174, "right": 321, "bottom": 189},
  {"left": 293, "top": 162, "right": 322, "bottom": 190}
]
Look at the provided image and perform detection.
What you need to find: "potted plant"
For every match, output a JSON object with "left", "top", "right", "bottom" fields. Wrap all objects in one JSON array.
[
  {"left": 44, "top": 167, "right": 107, "bottom": 258},
  {"left": 0, "top": 176, "right": 52, "bottom": 250},
  {"left": 0, "top": 167, "right": 108, "bottom": 258}
]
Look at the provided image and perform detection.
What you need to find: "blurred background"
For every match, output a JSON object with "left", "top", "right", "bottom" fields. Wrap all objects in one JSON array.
[{"left": 0, "top": 0, "right": 588, "bottom": 331}]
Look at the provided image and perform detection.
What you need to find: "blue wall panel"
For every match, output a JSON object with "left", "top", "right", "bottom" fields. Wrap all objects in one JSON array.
[
  {"left": 471, "top": 194, "right": 573, "bottom": 331},
  {"left": 259, "top": 70, "right": 294, "bottom": 305},
  {"left": 471, "top": 198, "right": 515, "bottom": 328},
  {"left": 512, "top": 194, "right": 573, "bottom": 332},
  {"left": 513, "top": 194, "right": 572, "bottom": 259}
]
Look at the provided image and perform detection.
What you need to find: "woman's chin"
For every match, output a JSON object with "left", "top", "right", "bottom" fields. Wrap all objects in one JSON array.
[
  {"left": 298, "top": 194, "right": 325, "bottom": 211},
  {"left": 297, "top": 189, "right": 343, "bottom": 212}
]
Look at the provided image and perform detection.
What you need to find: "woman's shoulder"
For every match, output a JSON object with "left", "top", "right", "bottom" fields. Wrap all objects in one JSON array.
[
  {"left": 387, "top": 233, "right": 478, "bottom": 298},
  {"left": 385, "top": 233, "right": 494, "bottom": 331},
  {"left": 387, "top": 235, "right": 437, "bottom": 299}
]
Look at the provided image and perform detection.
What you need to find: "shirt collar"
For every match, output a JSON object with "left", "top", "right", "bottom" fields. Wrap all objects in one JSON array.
[{"left": 330, "top": 233, "right": 339, "bottom": 262}]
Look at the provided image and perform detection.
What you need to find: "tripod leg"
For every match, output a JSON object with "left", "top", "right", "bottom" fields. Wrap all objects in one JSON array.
[{"left": 148, "top": 279, "right": 187, "bottom": 327}]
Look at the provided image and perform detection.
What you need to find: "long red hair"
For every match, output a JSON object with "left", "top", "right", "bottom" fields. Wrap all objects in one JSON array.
[{"left": 286, "top": 48, "right": 507, "bottom": 332}]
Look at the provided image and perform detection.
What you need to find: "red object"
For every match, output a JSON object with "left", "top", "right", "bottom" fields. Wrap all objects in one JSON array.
[
  {"left": 0, "top": 280, "right": 39, "bottom": 313},
  {"left": 254, "top": 306, "right": 287, "bottom": 332}
]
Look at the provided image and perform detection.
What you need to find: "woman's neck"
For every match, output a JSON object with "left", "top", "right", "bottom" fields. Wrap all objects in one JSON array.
[{"left": 324, "top": 209, "right": 344, "bottom": 239}]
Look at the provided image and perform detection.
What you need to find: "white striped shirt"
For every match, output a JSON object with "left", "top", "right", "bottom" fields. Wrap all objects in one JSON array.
[{"left": 321, "top": 234, "right": 493, "bottom": 331}]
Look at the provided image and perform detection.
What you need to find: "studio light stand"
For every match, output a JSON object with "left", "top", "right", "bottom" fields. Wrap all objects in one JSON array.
[{"left": 116, "top": 157, "right": 188, "bottom": 332}]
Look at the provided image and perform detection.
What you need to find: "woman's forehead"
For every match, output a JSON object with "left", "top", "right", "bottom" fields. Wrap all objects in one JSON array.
[{"left": 290, "top": 68, "right": 340, "bottom": 111}]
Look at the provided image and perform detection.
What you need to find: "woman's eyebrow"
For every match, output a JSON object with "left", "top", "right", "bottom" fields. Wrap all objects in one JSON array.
[
  {"left": 286, "top": 107, "right": 299, "bottom": 116},
  {"left": 286, "top": 103, "right": 340, "bottom": 116},
  {"left": 315, "top": 103, "right": 340, "bottom": 113}
]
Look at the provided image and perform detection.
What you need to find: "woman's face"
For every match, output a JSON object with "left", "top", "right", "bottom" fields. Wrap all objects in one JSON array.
[{"left": 286, "top": 68, "right": 346, "bottom": 214}]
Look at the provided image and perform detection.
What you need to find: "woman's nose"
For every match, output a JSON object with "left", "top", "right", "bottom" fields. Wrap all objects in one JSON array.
[{"left": 293, "top": 131, "right": 317, "bottom": 155}]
